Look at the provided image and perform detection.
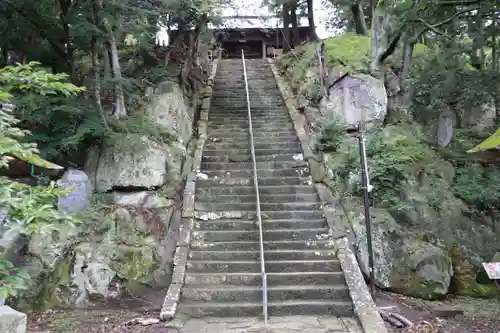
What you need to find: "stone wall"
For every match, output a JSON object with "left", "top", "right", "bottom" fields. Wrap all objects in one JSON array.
[
  {"left": 8, "top": 52, "right": 221, "bottom": 310},
  {"left": 272, "top": 55, "right": 499, "bottom": 301}
]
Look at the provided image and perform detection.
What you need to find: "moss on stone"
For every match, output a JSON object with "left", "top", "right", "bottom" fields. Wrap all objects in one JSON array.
[
  {"left": 19, "top": 257, "right": 73, "bottom": 311},
  {"left": 112, "top": 244, "right": 155, "bottom": 284},
  {"left": 277, "top": 32, "right": 429, "bottom": 92}
]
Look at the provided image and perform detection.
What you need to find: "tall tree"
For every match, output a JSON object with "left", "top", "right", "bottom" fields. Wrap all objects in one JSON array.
[{"left": 306, "top": 0, "right": 319, "bottom": 41}]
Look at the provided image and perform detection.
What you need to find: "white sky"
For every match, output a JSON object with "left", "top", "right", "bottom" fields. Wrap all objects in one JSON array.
[{"left": 156, "top": 0, "right": 337, "bottom": 44}]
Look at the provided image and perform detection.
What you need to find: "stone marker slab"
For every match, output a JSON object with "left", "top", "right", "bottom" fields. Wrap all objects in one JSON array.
[
  {"left": 57, "top": 168, "right": 92, "bottom": 213},
  {"left": 0, "top": 306, "right": 27, "bottom": 333}
]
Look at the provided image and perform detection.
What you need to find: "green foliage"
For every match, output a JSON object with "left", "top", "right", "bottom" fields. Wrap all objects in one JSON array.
[
  {"left": 409, "top": 52, "right": 500, "bottom": 125},
  {"left": 317, "top": 112, "right": 349, "bottom": 153},
  {"left": 0, "top": 64, "right": 81, "bottom": 300},
  {"left": 277, "top": 33, "right": 428, "bottom": 101},
  {"left": 108, "top": 116, "right": 177, "bottom": 144},
  {"left": 322, "top": 124, "right": 443, "bottom": 210},
  {"left": 452, "top": 164, "right": 500, "bottom": 212},
  {"left": 0, "top": 62, "right": 85, "bottom": 97}
]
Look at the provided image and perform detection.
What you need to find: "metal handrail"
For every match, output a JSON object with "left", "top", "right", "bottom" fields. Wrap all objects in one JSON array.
[{"left": 241, "top": 49, "right": 268, "bottom": 325}]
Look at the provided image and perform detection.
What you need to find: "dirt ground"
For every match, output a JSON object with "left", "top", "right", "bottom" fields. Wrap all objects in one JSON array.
[
  {"left": 376, "top": 291, "right": 500, "bottom": 333},
  {"left": 26, "top": 291, "right": 500, "bottom": 333}
]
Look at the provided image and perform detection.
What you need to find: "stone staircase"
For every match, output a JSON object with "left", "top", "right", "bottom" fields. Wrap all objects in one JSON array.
[{"left": 178, "top": 59, "right": 355, "bottom": 317}]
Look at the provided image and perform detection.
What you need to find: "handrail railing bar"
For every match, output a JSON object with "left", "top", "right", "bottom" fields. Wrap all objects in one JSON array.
[{"left": 241, "top": 50, "right": 268, "bottom": 325}]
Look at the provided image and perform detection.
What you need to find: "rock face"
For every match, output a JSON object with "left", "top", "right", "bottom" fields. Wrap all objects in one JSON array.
[
  {"left": 15, "top": 72, "right": 206, "bottom": 309},
  {"left": 460, "top": 96, "right": 497, "bottom": 132},
  {"left": 143, "top": 81, "right": 194, "bottom": 145},
  {"left": 342, "top": 199, "right": 453, "bottom": 299},
  {"left": 91, "top": 134, "right": 170, "bottom": 192},
  {"left": 0, "top": 306, "right": 27, "bottom": 333},
  {"left": 275, "top": 48, "right": 498, "bottom": 300},
  {"left": 319, "top": 73, "right": 387, "bottom": 127}
]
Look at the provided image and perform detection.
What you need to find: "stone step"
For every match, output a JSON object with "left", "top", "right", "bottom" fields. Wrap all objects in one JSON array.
[
  {"left": 195, "top": 210, "right": 323, "bottom": 220},
  {"left": 179, "top": 300, "right": 354, "bottom": 317},
  {"left": 204, "top": 137, "right": 300, "bottom": 147},
  {"left": 189, "top": 249, "right": 336, "bottom": 261},
  {"left": 211, "top": 97, "right": 282, "bottom": 102},
  {"left": 186, "top": 259, "right": 342, "bottom": 273},
  {"left": 207, "top": 119, "right": 292, "bottom": 126},
  {"left": 209, "top": 107, "right": 286, "bottom": 113},
  {"left": 212, "top": 93, "right": 282, "bottom": 98},
  {"left": 206, "top": 132, "right": 297, "bottom": 140},
  {"left": 200, "top": 168, "right": 309, "bottom": 179},
  {"left": 207, "top": 129, "right": 297, "bottom": 137},
  {"left": 210, "top": 106, "right": 285, "bottom": 111},
  {"left": 196, "top": 177, "right": 311, "bottom": 187},
  {"left": 208, "top": 113, "right": 288, "bottom": 118},
  {"left": 194, "top": 201, "right": 320, "bottom": 212},
  {"left": 194, "top": 192, "right": 317, "bottom": 204},
  {"left": 192, "top": 228, "right": 328, "bottom": 242},
  {"left": 184, "top": 271, "right": 346, "bottom": 286},
  {"left": 207, "top": 115, "right": 290, "bottom": 121},
  {"left": 208, "top": 124, "right": 295, "bottom": 131},
  {"left": 182, "top": 284, "right": 350, "bottom": 303},
  {"left": 195, "top": 185, "right": 316, "bottom": 196},
  {"left": 201, "top": 154, "right": 306, "bottom": 163},
  {"left": 210, "top": 103, "right": 285, "bottom": 109},
  {"left": 193, "top": 218, "right": 325, "bottom": 231},
  {"left": 208, "top": 108, "right": 287, "bottom": 114},
  {"left": 202, "top": 147, "right": 302, "bottom": 157},
  {"left": 204, "top": 141, "right": 300, "bottom": 150},
  {"left": 190, "top": 240, "right": 335, "bottom": 251},
  {"left": 200, "top": 160, "right": 306, "bottom": 171}
]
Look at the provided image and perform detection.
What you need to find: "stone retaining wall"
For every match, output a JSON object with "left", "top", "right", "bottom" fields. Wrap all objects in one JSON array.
[{"left": 160, "top": 53, "right": 221, "bottom": 321}]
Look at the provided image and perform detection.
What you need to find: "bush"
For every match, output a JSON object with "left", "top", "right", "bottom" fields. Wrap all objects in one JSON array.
[{"left": 0, "top": 63, "right": 82, "bottom": 299}]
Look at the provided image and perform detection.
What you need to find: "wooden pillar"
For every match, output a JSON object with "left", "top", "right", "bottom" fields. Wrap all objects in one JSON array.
[{"left": 262, "top": 41, "right": 266, "bottom": 59}]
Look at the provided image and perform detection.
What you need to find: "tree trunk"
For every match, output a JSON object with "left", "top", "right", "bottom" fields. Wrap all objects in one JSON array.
[
  {"left": 90, "top": 0, "right": 108, "bottom": 130},
  {"left": 306, "top": 0, "right": 319, "bottom": 41},
  {"left": 91, "top": 39, "right": 109, "bottom": 130},
  {"left": 282, "top": 4, "right": 292, "bottom": 52},
  {"left": 400, "top": 41, "right": 414, "bottom": 91},
  {"left": 492, "top": 6, "right": 497, "bottom": 71},
  {"left": 58, "top": 0, "right": 74, "bottom": 79},
  {"left": 290, "top": 2, "right": 300, "bottom": 48},
  {"left": 1, "top": 44, "right": 8, "bottom": 66},
  {"left": 370, "top": 1, "right": 386, "bottom": 73},
  {"left": 182, "top": 14, "right": 208, "bottom": 84},
  {"left": 100, "top": 0, "right": 126, "bottom": 119},
  {"left": 350, "top": 1, "right": 368, "bottom": 35},
  {"left": 108, "top": 36, "right": 126, "bottom": 118},
  {"left": 386, "top": 40, "right": 414, "bottom": 124},
  {"left": 101, "top": 44, "right": 111, "bottom": 77}
]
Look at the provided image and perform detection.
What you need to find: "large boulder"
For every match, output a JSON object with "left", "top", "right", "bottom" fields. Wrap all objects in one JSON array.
[
  {"left": 141, "top": 81, "right": 194, "bottom": 145},
  {"left": 22, "top": 203, "right": 176, "bottom": 309},
  {"left": 87, "top": 134, "right": 170, "bottom": 192},
  {"left": 459, "top": 95, "right": 496, "bottom": 132},
  {"left": 341, "top": 198, "right": 453, "bottom": 299},
  {"left": 319, "top": 73, "right": 387, "bottom": 128},
  {"left": 398, "top": 178, "right": 498, "bottom": 268},
  {"left": 0, "top": 306, "right": 26, "bottom": 333}
]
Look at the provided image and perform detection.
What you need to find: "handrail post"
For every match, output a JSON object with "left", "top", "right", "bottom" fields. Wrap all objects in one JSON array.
[{"left": 241, "top": 49, "right": 268, "bottom": 325}]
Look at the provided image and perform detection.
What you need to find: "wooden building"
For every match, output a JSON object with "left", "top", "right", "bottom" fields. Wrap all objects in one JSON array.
[
  {"left": 167, "top": 16, "right": 311, "bottom": 59},
  {"left": 214, "top": 25, "right": 310, "bottom": 59}
]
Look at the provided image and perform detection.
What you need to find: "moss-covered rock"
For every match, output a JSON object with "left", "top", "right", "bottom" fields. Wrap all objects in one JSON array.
[
  {"left": 87, "top": 133, "right": 170, "bottom": 192},
  {"left": 343, "top": 197, "right": 453, "bottom": 299}
]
